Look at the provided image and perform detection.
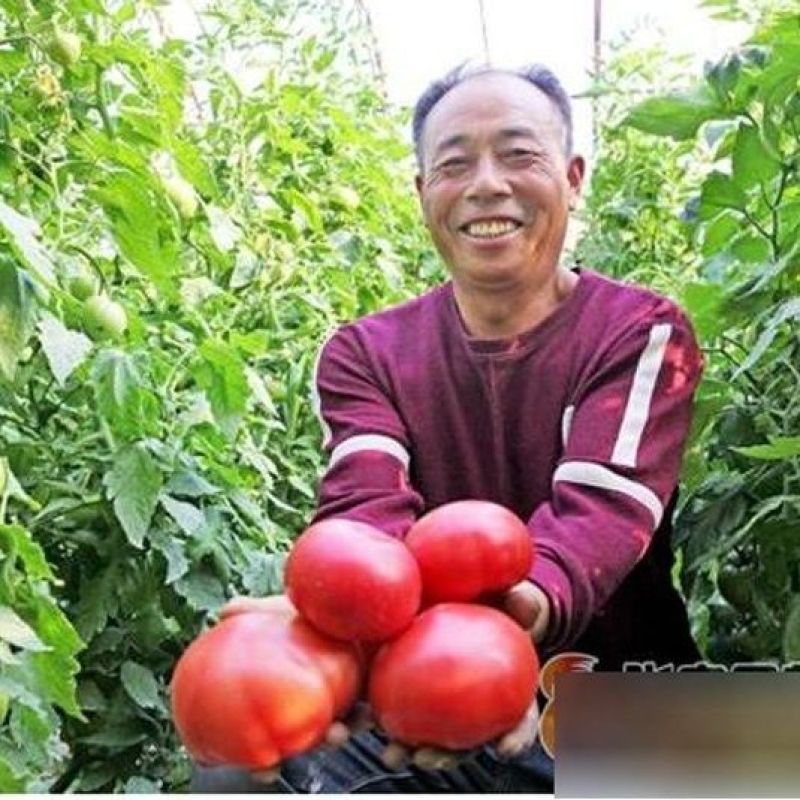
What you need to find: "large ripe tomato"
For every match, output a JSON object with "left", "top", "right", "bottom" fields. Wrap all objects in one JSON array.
[
  {"left": 405, "top": 500, "right": 534, "bottom": 604},
  {"left": 171, "top": 601, "right": 362, "bottom": 769},
  {"left": 369, "top": 603, "right": 539, "bottom": 750},
  {"left": 285, "top": 518, "right": 421, "bottom": 643}
]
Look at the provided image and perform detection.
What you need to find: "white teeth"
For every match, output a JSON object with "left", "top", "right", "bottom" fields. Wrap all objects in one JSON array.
[{"left": 465, "top": 220, "right": 518, "bottom": 238}]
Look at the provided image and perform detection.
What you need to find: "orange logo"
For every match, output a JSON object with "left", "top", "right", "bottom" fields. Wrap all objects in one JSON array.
[{"left": 538, "top": 652, "right": 598, "bottom": 759}]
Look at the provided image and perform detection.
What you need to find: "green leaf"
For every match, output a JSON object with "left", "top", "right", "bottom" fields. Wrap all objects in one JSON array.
[
  {"left": 125, "top": 776, "right": 160, "bottom": 793},
  {"left": 0, "top": 460, "right": 40, "bottom": 512},
  {"left": 0, "top": 758, "right": 25, "bottom": 792},
  {"left": 682, "top": 283, "right": 727, "bottom": 340},
  {"left": 77, "top": 680, "right": 107, "bottom": 712},
  {"left": 81, "top": 720, "right": 148, "bottom": 748},
  {"left": 0, "top": 525, "right": 53, "bottom": 582},
  {"left": 165, "top": 471, "right": 220, "bottom": 498},
  {"left": 206, "top": 205, "right": 241, "bottom": 253},
  {"left": 0, "top": 258, "right": 38, "bottom": 382},
  {"left": 623, "top": 84, "right": 725, "bottom": 140},
  {"left": 174, "top": 570, "right": 226, "bottom": 613},
  {"left": 149, "top": 530, "right": 189, "bottom": 584},
  {"left": 0, "top": 608, "right": 46, "bottom": 652},
  {"left": 171, "top": 139, "right": 218, "bottom": 198},
  {"left": 192, "top": 340, "right": 249, "bottom": 439},
  {"left": 784, "top": 595, "right": 800, "bottom": 661},
  {"left": 75, "top": 763, "right": 117, "bottom": 792},
  {"left": 734, "top": 298, "right": 800, "bottom": 377},
  {"left": 731, "top": 123, "right": 781, "bottom": 190},
  {"left": 287, "top": 473, "right": 315, "bottom": 499},
  {"left": 37, "top": 316, "right": 93, "bottom": 387},
  {"left": 103, "top": 445, "right": 163, "bottom": 548},
  {"left": 0, "top": 201, "right": 56, "bottom": 285},
  {"left": 73, "top": 563, "right": 120, "bottom": 641},
  {"left": 241, "top": 552, "right": 286, "bottom": 596},
  {"left": 230, "top": 248, "right": 261, "bottom": 289},
  {"left": 704, "top": 51, "right": 742, "bottom": 99},
  {"left": 93, "top": 171, "right": 178, "bottom": 298},
  {"left": 120, "top": 661, "right": 164, "bottom": 712},
  {"left": 160, "top": 496, "right": 205, "bottom": 537},
  {"left": 91, "top": 349, "right": 151, "bottom": 439},
  {"left": 284, "top": 188, "right": 323, "bottom": 231},
  {"left": 699, "top": 171, "right": 746, "bottom": 218},
  {"left": 29, "top": 646, "right": 82, "bottom": 719},
  {"left": 180, "top": 277, "right": 220, "bottom": 308},
  {"left": 734, "top": 437, "right": 800, "bottom": 461}
]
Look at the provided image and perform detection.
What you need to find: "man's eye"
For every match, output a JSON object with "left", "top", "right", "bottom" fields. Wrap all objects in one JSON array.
[
  {"left": 438, "top": 158, "right": 469, "bottom": 173},
  {"left": 504, "top": 149, "right": 534, "bottom": 162}
]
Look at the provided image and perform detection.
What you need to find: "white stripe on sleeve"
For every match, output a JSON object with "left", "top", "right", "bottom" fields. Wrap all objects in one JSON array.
[
  {"left": 553, "top": 461, "right": 663, "bottom": 527},
  {"left": 329, "top": 434, "right": 410, "bottom": 470},
  {"left": 611, "top": 323, "right": 672, "bottom": 468},
  {"left": 310, "top": 327, "right": 338, "bottom": 449},
  {"left": 561, "top": 405, "right": 575, "bottom": 448}
]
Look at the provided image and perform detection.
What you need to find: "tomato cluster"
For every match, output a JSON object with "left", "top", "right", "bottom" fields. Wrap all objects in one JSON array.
[{"left": 170, "top": 500, "right": 539, "bottom": 770}]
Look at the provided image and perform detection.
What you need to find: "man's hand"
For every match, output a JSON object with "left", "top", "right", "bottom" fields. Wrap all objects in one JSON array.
[
  {"left": 378, "top": 694, "right": 540, "bottom": 772},
  {"left": 502, "top": 579, "right": 550, "bottom": 644},
  {"left": 219, "top": 594, "right": 295, "bottom": 619},
  {"left": 218, "top": 585, "right": 549, "bottom": 779}
]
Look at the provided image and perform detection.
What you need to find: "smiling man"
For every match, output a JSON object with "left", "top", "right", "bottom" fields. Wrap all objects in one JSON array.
[
  {"left": 415, "top": 68, "right": 583, "bottom": 339},
  {"left": 193, "top": 62, "right": 705, "bottom": 794}
]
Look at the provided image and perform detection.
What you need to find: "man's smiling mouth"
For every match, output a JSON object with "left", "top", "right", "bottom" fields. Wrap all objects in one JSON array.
[{"left": 460, "top": 219, "right": 523, "bottom": 239}]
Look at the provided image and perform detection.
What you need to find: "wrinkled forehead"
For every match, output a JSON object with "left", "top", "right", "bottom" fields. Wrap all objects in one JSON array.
[{"left": 421, "top": 73, "right": 566, "bottom": 162}]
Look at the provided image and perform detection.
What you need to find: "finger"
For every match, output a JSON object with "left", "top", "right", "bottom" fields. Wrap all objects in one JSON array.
[
  {"left": 502, "top": 583, "right": 538, "bottom": 630},
  {"left": 220, "top": 595, "right": 294, "bottom": 620},
  {"left": 412, "top": 746, "right": 460, "bottom": 771},
  {"left": 344, "top": 700, "right": 374, "bottom": 734},
  {"left": 381, "top": 742, "right": 410, "bottom": 771},
  {"left": 251, "top": 767, "right": 281, "bottom": 784},
  {"left": 495, "top": 699, "right": 540, "bottom": 760},
  {"left": 325, "top": 720, "right": 350, "bottom": 748}
]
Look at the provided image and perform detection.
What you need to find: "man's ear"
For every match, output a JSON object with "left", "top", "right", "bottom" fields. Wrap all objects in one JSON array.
[
  {"left": 567, "top": 155, "right": 585, "bottom": 209},
  {"left": 415, "top": 173, "right": 424, "bottom": 203}
]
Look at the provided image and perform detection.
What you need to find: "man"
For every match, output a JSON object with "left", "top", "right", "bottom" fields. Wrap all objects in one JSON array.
[{"left": 192, "top": 61, "right": 704, "bottom": 793}]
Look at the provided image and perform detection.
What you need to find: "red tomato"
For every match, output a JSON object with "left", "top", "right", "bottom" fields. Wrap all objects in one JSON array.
[
  {"left": 285, "top": 518, "right": 421, "bottom": 642},
  {"left": 405, "top": 500, "right": 534, "bottom": 604},
  {"left": 171, "top": 605, "right": 362, "bottom": 769},
  {"left": 369, "top": 603, "right": 539, "bottom": 750}
]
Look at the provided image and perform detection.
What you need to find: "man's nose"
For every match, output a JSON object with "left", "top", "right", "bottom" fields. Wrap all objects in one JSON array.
[{"left": 465, "top": 155, "right": 511, "bottom": 201}]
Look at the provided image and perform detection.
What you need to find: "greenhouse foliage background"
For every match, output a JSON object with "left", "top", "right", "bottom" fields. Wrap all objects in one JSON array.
[{"left": 0, "top": 0, "right": 798, "bottom": 791}]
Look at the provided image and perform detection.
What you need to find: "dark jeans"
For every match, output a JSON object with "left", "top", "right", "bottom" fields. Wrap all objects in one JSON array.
[{"left": 190, "top": 730, "right": 553, "bottom": 793}]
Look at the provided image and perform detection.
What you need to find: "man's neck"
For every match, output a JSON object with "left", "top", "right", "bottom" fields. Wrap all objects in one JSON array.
[{"left": 452, "top": 267, "right": 579, "bottom": 340}]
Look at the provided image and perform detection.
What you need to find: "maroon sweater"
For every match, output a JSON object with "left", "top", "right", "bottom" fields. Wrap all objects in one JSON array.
[{"left": 310, "top": 268, "right": 704, "bottom": 668}]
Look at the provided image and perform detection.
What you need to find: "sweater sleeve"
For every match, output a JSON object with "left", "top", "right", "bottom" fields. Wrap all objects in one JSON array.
[
  {"left": 308, "top": 325, "right": 425, "bottom": 538},
  {"left": 528, "top": 305, "right": 704, "bottom": 651}
]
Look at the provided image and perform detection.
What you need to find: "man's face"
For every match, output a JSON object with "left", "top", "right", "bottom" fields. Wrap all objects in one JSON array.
[{"left": 416, "top": 73, "right": 584, "bottom": 292}]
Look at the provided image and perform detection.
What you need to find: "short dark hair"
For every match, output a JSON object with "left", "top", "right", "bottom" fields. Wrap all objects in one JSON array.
[{"left": 411, "top": 62, "right": 574, "bottom": 168}]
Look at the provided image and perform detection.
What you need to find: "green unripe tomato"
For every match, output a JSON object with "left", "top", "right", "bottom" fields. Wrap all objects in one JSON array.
[
  {"left": 67, "top": 269, "right": 96, "bottom": 301},
  {"left": 332, "top": 186, "right": 360, "bottom": 210},
  {"left": 82, "top": 294, "right": 128, "bottom": 341},
  {"left": 717, "top": 565, "right": 753, "bottom": 612},
  {"left": 162, "top": 174, "right": 198, "bottom": 220},
  {"left": 47, "top": 29, "right": 82, "bottom": 68}
]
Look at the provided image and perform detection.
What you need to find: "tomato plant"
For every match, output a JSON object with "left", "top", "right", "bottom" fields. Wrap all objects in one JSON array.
[
  {"left": 285, "top": 518, "right": 421, "bottom": 642},
  {"left": 369, "top": 603, "right": 539, "bottom": 750},
  {"left": 406, "top": 500, "right": 533, "bottom": 605},
  {"left": 582, "top": 0, "right": 800, "bottom": 664},
  {"left": 0, "top": 0, "right": 437, "bottom": 790},
  {"left": 171, "top": 606, "right": 362, "bottom": 769}
]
